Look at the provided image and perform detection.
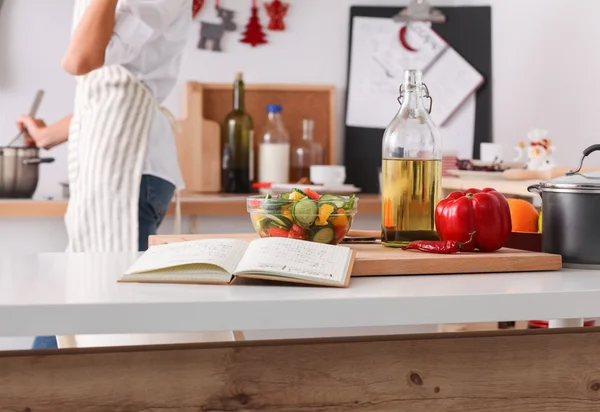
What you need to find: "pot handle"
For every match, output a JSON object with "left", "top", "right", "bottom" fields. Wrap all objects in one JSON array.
[
  {"left": 527, "top": 184, "right": 542, "bottom": 196},
  {"left": 567, "top": 144, "right": 600, "bottom": 175},
  {"left": 22, "top": 157, "right": 55, "bottom": 165}
]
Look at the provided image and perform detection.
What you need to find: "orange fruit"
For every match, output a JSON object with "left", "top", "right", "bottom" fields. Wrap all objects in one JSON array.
[{"left": 506, "top": 199, "right": 539, "bottom": 233}]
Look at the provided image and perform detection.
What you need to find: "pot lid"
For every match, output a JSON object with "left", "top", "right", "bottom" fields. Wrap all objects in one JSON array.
[
  {"left": 541, "top": 171, "right": 600, "bottom": 190},
  {"left": 537, "top": 145, "right": 600, "bottom": 192}
]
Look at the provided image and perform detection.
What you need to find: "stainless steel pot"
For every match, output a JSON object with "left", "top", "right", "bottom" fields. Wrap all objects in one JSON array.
[
  {"left": 0, "top": 146, "right": 54, "bottom": 198},
  {"left": 528, "top": 144, "right": 600, "bottom": 268}
]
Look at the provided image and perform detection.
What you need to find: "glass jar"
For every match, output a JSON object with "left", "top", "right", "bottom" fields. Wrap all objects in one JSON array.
[
  {"left": 290, "top": 119, "right": 324, "bottom": 182},
  {"left": 258, "top": 104, "right": 291, "bottom": 184},
  {"left": 381, "top": 69, "right": 442, "bottom": 247}
]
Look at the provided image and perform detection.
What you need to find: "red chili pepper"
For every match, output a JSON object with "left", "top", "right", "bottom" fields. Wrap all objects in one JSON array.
[
  {"left": 435, "top": 188, "right": 512, "bottom": 252},
  {"left": 402, "top": 232, "right": 476, "bottom": 254}
]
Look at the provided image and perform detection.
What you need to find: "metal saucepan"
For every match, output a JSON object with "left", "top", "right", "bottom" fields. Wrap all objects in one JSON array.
[
  {"left": 528, "top": 144, "right": 600, "bottom": 268},
  {"left": 1, "top": 90, "right": 54, "bottom": 198},
  {"left": 0, "top": 147, "right": 54, "bottom": 198}
]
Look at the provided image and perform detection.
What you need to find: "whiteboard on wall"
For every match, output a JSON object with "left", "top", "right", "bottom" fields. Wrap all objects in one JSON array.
[
  {"left": 345, "top": 17, "right": 484, "bottom": 158},
  {"left": 342, "top": 6, "right": 493, "bottom": 194}
]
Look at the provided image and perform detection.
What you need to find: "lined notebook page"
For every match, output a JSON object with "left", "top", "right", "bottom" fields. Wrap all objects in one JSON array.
[
  {"left": 235, "top": 238, "right": 353, "bottom": 285},
  {"left": 124, "top": 239, "right": 249, "bottom": 275}
]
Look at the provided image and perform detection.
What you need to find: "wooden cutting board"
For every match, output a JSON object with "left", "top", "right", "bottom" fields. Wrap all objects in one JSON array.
[{"left": 149, "top": 234, "right": 563, "bottom": 276}]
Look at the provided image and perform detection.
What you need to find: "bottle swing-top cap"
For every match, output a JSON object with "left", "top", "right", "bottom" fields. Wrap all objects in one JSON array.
[
  {"left": 398, "top": 69, "right": 432, "bottom": 113},
  {"left": 404, "top": 69, "right": 423, "bottom": 88}
]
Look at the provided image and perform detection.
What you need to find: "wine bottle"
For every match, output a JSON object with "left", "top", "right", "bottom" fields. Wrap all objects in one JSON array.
[{"left": 221, "top": 72, "right": 254, "bottom": 193}]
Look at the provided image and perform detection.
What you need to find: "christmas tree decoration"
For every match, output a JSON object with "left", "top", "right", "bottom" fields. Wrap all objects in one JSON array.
[
  {"left": 240, "top": 0, "right": 268, "bottom": 47},
  {"left": 264, "top": 0, "right": 289, "bottom": 31},
  {"left": 193, "top": 0, "right": 205, "bottom": 19},
  {"left": 198, "top": 0, "right": 237, "bottom": 52}
]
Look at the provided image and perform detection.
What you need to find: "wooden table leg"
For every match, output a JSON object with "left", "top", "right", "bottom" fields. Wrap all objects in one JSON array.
[{"left": 2, "top": 328, "right": 600, "bottom": 411}]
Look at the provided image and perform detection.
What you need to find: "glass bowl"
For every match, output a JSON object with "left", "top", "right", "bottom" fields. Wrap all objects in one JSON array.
[{"left": 247, "top": 190, "right": 358, "bottom": 245}]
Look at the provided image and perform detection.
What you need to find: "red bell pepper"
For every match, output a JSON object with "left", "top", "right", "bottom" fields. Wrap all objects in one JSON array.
[
  {"left": 266, "top": 228, "right": 290, "bottom": 238},
  {"left": 334, "top": 226, "right": 347, "bottom": 244},
  {"left": 288, "top": 224, "right": 307, "bottom": 240},
  {"left": 435, "top": 188, "right": 512, "bottom": 252}
]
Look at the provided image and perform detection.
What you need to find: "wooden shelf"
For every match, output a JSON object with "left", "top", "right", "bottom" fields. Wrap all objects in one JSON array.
[
  {"left": 0, "top": 194, "right": 382, "bottom": 218},
  {"left": 0, "top": 177, "right": 538, "bottom": 218}
]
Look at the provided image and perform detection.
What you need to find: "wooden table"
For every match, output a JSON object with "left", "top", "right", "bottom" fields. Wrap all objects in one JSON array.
[{"left": 1, "top": 252, "right": 600, "bottom": 410}]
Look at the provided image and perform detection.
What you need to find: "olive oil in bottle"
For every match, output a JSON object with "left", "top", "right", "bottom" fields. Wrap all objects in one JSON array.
[
  {"left": 381, "top": 70, "right": 442, "bottom": 247},
  {"left": 381, "top": 158, "right": 441, "bottom": 245}
]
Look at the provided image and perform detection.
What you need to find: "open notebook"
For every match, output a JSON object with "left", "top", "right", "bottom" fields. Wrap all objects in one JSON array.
[{"left": 119, "top": 237, "right": 356, "bottom": 288}]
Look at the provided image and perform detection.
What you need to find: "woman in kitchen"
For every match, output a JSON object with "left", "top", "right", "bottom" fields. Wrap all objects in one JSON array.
[{"left": 17, "top": 0, "right": 195, "bottom": 349}]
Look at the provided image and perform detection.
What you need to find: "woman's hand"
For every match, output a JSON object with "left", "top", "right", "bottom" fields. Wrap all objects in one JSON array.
[
  {"left": 16, "top": 114, "right": 72, "bottom": 150},
  {"left": 16, "top": 116, "right": 48, "bottom": 148}
]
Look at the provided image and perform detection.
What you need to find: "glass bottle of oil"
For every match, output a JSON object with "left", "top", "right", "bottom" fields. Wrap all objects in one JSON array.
[{"left": 381, "top": 69, "right": 442, "bottom": 247}]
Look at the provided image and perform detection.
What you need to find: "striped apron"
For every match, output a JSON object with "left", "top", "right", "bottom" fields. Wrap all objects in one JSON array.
[{"left": 65, "top": 65, "right": 154, "bottom": 253}]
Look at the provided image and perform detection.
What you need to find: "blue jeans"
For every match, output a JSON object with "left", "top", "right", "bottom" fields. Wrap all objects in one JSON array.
[{"left": 32, "top": 174, "right": 175, "bottom": 350}]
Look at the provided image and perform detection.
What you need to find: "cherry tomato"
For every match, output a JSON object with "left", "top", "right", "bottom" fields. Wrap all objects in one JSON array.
[
  {"left": 288, "top": 224, "right": 306, "bottom": 240},
  {"left": 304, "top": 188, "right": 321, "bottom": 201},
  {"left": 266, "top": 228, "right": 289, "bottom": 238},
  {"left": 249, "top": 198, "right": 263, "bottom": 209},
  {"left": 334, "top": 226, "right": 347, "bottom": 244}
]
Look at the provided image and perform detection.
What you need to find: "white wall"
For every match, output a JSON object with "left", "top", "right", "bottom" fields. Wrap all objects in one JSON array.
[{"left": 2, "top": 0, "right": 600, "bottom": 200}]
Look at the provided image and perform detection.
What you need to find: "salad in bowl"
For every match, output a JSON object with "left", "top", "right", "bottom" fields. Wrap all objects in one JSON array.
[{"left": 247, "top": 188, "right": 358, "bottom": 245}]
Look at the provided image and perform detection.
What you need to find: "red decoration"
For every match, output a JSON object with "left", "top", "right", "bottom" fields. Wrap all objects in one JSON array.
[
  {"left": 240, "top": 0, "right": 268, "bottom": 47},
  {"left": 399, "top": 26, "right": 418, "bottom": 52},
  {"left": 264, "top": 0, "right": 289, "bottom": 31},
  {"left": 193, "top": 0, "right": 205, "bottom": 19}
]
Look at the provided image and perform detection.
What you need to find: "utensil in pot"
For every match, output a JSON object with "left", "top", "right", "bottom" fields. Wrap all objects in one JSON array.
[
  {"left": 7, "top": 90, "right": 45, "bottom": 147},
  {"left": 528, "top": 144, "right": 600, "bottom": 268}
]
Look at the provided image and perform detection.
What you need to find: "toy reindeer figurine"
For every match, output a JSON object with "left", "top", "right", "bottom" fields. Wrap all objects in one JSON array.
[
  {"left": 514, "top": 129, "right": 557, "bottom": 171},
  {"left": 198, "top": 2, "right": 237, "bottom": 52}
]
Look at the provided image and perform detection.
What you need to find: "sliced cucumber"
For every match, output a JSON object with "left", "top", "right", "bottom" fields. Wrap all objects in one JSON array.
[
  {"left": 255, "top": 217, "right": 270, "bottom": 232},
  {"left": 344, "top": 194, "right": 356, "bottom": 210},
  {"left": 311, "top": 226, "right": 335, "bottom": 244},
  {"left": 262, "top": 198, "right": 288, "bottom": 213},
  {"left": 291, "top": 198, "right": 318, "bottom": 228},
  {"left": 292, "top": 188, "right": 308, "bottom": 197},
  {"left": 319, "top": 194, "right": 346, "bottom": 209},
  {"left": 265, "top": 214, "right": 293, "bottom": 230},
  {"left": 318, "top": 201, "right": 338, "bottom": 211},
  {"left": 278, "top": 192, "right": 292, "bottom": 200}
]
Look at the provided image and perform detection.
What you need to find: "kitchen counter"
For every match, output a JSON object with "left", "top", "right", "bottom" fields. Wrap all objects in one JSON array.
[
  {"left": 2, "top": 252, "right": 600, "bottom": 411},
  {"left": 0, "top": 253, "right": 597, "bottom": 337},
  {"left": 0, "top": 177, "right": 538, "bottom": 218},
  {"left": 442, "top": 176, "right": 539, "bottom": 198},
  {"left": 0, "top": 193, "right": 382, "bottom": 218}
]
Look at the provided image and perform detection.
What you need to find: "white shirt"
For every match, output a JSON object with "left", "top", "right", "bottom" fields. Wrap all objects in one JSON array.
[{"left": 71, "top": 0, "right": 191, "bottom": 189}]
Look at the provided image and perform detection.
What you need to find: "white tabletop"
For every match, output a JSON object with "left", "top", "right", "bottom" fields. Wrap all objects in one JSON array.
[{"left": 1, "top": 253, "right": 599, "bottom": 337}]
